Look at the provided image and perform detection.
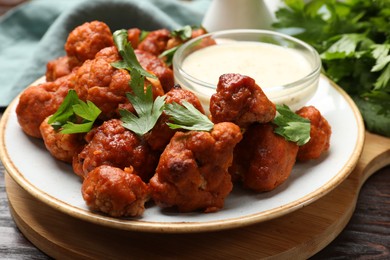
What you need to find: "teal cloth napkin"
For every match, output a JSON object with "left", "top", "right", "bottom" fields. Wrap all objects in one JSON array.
[{"left": 0, "top": 0, "right": 210, "bottom": 107}]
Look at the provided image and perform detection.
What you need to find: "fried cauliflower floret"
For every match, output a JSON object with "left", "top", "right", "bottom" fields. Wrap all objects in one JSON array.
[
  {"left": 210, "top": 73, "right": 276, "bottom": 128},
  {"left": 230, "top": 123, "right": 298, "bottom": 192},
  {"left": 145, "top": 84, "right": 205, "bottom": 152},
  {"left": 46, "top": 56, "right": 72, "bottom": 82},
  {"left": 73, "top": 119, "right": 159, "bottom": 181},
  {"left": 295, "top": 106, "right": 332, "bottom": 161},
  {"left": 127, "top": 28, "right": 141, "bottom": 49},
  {"left": 137, "top": 29, "right": 171, "bottom": 56},
  {"left": 135, "top": 49, "right": 174, "bottom": 92},
  {"left": 149, "top": 122, "right": 242, "bottom": 213},
  {"left": 16, "top": 73, "right": 76, "bottom": 138},
  {"left": 65, "top": 21, "right": 114, "bottom": 68},
  {"left": 46, "top": 21, "right": 113, "bottom": 81},
  {"left": 39, "top": 117, "right": 85, "bottom": 163},
  {"left": 82, "top": 165, "right": 150, "bottom": 217}
]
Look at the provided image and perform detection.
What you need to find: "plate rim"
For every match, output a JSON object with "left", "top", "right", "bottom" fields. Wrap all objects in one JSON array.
[{"left": 0, "top": 74, "right": 365, "bottom": 233}]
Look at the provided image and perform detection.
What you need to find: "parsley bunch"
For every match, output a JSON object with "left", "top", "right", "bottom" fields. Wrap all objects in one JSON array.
[{"left": 273, "top": 0, "right": 390, "bottom": 137}]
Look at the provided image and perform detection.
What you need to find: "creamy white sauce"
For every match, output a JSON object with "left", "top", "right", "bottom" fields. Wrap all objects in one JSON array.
[
  {"left": 182, "top": 41, "right": 312, "bottom": 88},
  {"left": 175, "top": 41, "right": 319, "bottom": 111}
]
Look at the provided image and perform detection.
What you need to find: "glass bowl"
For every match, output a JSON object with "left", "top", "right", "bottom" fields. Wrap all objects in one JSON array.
[{"left": 172, "top": 29, "right": 321, "bottom": 111}]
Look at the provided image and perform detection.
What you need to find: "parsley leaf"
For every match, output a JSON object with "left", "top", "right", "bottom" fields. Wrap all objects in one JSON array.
[
  {"left": 273, "top": 104, "right": 311, "bottom": 146},
  {"left": 158, "top": 46, "right": 179, "bottom": 67},
  {"left": 111, "top": 29, "right": 156, "bottom": 79},
  {"left": 48, "top": 90, "right": 101, "bottom": 134},
  {"left": 139, "top": 30, "right": 150, "bottom": 42},
  {"left": 164, "top": 101, "right": 214, "bottom": 132},
  {"left": 171, "top": 25, "right": 193, "bottom": 41},
  {"left": 48, "top": 89, "right": 78, "bottom": 129},
  {"left": 120, "top": 69, "right": 165, "bottom": 136}
]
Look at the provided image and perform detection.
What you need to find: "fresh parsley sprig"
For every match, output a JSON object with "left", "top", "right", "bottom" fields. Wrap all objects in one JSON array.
[
  {"left": 120, "top": 69, "right": 166, "bottom": 136},
  {"left": 111, "top": 29, "right": 156, "bottom": 79},
  {"left": 164, "top": 101, "right": 214, "bottom": 131},
  {"left": 113, "top": 27, "right": 214, "bottom": 135},
  {"left": 48, "top": 90, "right": 101, "bottom": 134},
  {"left": 273, "top": 104, "right": 311, "bottom": 146},
  {"left": 112, "top": 29, "right": 165, "bottom": 136}
]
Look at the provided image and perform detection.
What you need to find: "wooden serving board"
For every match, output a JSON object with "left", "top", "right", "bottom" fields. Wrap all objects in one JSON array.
[{"left": 5, "top": 131, "right": 390, "bottom": 259}]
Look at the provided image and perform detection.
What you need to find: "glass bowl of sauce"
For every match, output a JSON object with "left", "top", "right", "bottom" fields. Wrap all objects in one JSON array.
[{"left": 173, "top": 29, "right": 321, "bottom": 111}]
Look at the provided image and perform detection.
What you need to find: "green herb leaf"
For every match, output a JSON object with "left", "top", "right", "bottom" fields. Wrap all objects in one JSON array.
[
  {"left": 171, "top": 25, "right": 193, "bottom": 41},
  {"left": 60, "top": 121, "right": 95, "bottom": 134},
  {"left": 111, "top": 29, "right": 156, "bottom": 79},
  {"left": 273, "top": 104, "right": 311, "bottom": 146},
  {"left": 158, "top": 46, "right": 179, "bottom": 66},
  {"left": 120, "top": 69, "right": 165, "bottom": 136},
  {"left": 320, "top": 34, "right": 370, "bottom": 60},
  {"left": 164, "top": 101, "right": 214, "bottom": 131},
  {"left": 72, "top": 100, "right": 102, "bottom": 122},
  {"left": 47, "top": 89, "right": 78, "bottom": 129},
  {"left": 139, "top": 30, "right": 150, "bottom": 42},
  {"left": 48, "top": 90, "right": 101, "bottom": 134}
]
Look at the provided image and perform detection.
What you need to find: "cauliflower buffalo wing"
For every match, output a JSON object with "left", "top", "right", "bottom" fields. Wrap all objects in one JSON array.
[
  {"left": 296, "top": 106, "right": 332, "bottom": 161},
  {"left": 73, "top": 119, "right": 159, "bottom": 181},
  {"left": 149, "top": 122, "right": 242, "bottom": 213},
  {"left": 65, "top": 21, "right": 114, "bottom": 68},
  {"left": 46, "top": 21, "right": 114, "bottom": 82},
  {"left": 230, "top": 123, "right": 299, "bottom": 192},
  {"left": 39, "top": 117, "right": 85, "bottom": 163},
  {"left": 82, "top": 165, "right": 150, "bottom": 217},
  {"left": 46, "top": 56, "right": 72, "bottom": 82},
  {"left": 135, "top": 49, "right": 174, "bottom": 92},
  {"left": 137, "top": 29, "right": 171, "bottom": 56},
  {"left": 210, "top": 73, "right": 276, "bottom": 128}
]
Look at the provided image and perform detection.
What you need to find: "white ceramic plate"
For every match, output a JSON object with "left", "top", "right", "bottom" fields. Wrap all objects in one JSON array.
[{"left": 0, "top": 75, "right": 364, "bottom": 233}]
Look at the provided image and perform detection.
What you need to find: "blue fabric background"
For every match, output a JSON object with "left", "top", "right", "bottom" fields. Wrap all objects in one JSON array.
[{"left": 0, "top": 0, "right": 210, "bottom": 107}]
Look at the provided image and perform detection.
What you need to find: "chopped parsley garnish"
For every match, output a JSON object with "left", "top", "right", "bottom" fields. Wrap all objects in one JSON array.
[
  {"left": 273, "top": 104, "right": 311, "bottom": 146},
  {"left": 111, "top": 29, "right": 156, "bottom": 79},
  {"left": 120, "top": 69, "right": 166, "bottom": 136},
  {"left": 48, "top": 90, "right": 101, "bottom": 134},
  {"left": 164, "top": 101, "right": 214, "bottom": 131}
]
